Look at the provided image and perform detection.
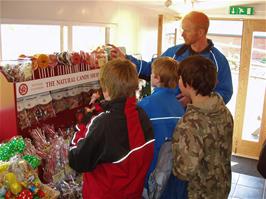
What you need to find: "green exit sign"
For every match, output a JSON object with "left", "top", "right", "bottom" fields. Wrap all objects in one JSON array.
[{"left": 230, "top": 6, "right": 254, "bottom": 15}]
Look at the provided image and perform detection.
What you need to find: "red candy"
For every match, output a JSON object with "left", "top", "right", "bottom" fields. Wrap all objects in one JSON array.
[
  {"left": 37, "top": 190, "right": 45, "bottom": 198},
  {"left": 16, "top": 189, "right": 33, "bottom": 199},
  {"left": 5, "top": 191, "right": 12, "bottom": 199}
]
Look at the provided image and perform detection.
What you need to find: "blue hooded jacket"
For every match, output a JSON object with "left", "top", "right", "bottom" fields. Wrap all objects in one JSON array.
[
  {"left": 138, "top": 87, "right": 185, "bottom": 197},
  {"left": 127, "top": 40, "right": 233, "bottom": 104}
]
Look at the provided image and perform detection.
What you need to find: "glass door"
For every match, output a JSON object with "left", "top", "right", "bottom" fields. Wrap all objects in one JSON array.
[{"left": 233, "top": 20, "right": 266, "bottom": 158}]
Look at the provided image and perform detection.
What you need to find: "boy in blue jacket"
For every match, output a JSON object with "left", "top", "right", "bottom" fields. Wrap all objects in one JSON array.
[{"left": 138, "top": 57, "right": 186, "bottom": 199}]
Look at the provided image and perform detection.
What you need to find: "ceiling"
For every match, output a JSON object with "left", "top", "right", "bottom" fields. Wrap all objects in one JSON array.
[
  {"left": 1, "top": 0, "right": 265, "bottom": 19},
  {"left": 118, "top": 0, "right": 266, "bottom": 18}
]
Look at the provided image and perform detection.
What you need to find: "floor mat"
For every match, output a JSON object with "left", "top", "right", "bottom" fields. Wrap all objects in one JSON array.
[{"left": 231, "top": 155, "right": 262, "bottom": 177}]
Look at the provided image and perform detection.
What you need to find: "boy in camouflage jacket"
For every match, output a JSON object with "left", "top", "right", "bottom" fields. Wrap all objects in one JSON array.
[{"left": 172, "top": 55, "right": 234, "bottom": 199}]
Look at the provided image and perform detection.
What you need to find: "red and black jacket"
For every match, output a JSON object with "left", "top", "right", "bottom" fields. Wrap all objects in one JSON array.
[{"left": 68, "top": 97, "right": 154, "bottom": 199}]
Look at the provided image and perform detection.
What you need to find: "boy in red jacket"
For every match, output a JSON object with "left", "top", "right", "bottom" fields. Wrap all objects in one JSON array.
[{"left": 68, "top": 58, "right": 154, "bottom": 199}]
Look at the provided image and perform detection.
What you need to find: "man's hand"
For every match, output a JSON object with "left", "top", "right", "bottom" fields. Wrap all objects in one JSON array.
[
  {"left": 106, "top": 44, "right": 126, "bottom": 59},
  {"left": 176, "top": 93, "right": 191, "bottom": 107}
]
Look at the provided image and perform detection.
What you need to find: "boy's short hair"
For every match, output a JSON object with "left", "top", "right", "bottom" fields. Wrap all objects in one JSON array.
[
  {"left": 152, "top": 57, "right": 179, "bottom": 89},
  {"left": 99, "top": 58, "right": 138, "bottom": 99},
  {"left": 178, "top": 55, "right": 217, "bottom": 96}
]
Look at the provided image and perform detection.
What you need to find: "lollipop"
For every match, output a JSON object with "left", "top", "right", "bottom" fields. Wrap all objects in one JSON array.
[
  {"left": 37, "top": 54, "right": 49, "bottom": 78},
  {"left": 79, "top": 51, "right": 85, "bottom": 71},
  {"left": 48, "top": 54, "right": 58, "bottom": 77},
  {"left": 48, "top": 54, "right": 58, "bottom": 68},
  {"left": 71, "top": 52, "right": 81, "bottom": 73},
  {"left": 71, "top": 52, "right": 81, "bottom": 65},
  {"left": 57, "top": 52, "right": 70, "bottom": 75},
  {"left": 37, "top": 54, "right": 49, "bottom": 69},
  {"left": 84, "top": 52, "right": 91, "bottom": 70}
]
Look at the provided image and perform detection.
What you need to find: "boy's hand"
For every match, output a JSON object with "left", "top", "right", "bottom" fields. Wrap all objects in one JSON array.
[
  {"left": 176, "top": 93, "right": 191, "bottom": 107},
  {"left": 89, "top": 92, "right": 101, "bottom": 105},
  {"left": 85, "top": 106, "right": 95, "bottom": 113}
]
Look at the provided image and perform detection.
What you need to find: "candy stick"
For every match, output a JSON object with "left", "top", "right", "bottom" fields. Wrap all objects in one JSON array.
[
  {"left": 44, "top": 68, "right": 47, "bottom": 78},
  {"left": 38, "top": 68, "right": 41, "bottom": 79},
  {"left": 69, "top": 65, "right": 72, "bottom": 74}
]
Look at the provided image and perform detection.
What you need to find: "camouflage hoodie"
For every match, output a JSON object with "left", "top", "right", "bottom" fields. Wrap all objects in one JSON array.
[{"left": 172, "top": 92, "right": 234, "bottom": 199}]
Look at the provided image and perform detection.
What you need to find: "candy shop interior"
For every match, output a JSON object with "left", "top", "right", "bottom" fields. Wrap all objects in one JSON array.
[{"left": 0, "top": 1, "right": 266, "bottom": 199}]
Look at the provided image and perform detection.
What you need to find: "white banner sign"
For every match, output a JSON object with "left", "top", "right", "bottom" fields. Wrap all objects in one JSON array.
[{"left": 16, "top": 69, "right": 99, "bottom": 98}]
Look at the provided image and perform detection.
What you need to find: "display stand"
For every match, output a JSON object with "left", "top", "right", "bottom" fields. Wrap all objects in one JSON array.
[
  {"left": 0, "top": 68, "right": 100, "bottom": 142},
  {"left": 0, "top": 70, "right": 17, "bottom": 141}
]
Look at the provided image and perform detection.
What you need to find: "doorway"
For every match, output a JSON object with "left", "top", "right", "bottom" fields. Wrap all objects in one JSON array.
[{"left": 233, "top": 20, "right": 266, "bottom": 159}]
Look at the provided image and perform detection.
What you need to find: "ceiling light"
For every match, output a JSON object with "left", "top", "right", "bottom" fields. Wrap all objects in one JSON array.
[{"left": 165, "top": 0, "right": 172, "bottom": 7}]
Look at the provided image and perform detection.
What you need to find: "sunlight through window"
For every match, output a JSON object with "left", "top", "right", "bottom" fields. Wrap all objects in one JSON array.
[{"left": 1, "top": 24, "right": 60, "bottom": 60}]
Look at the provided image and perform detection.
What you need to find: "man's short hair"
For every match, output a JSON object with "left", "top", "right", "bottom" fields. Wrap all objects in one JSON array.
[
  {"left": 178, "top": 55, "right": 217, "bottom": 96},
  {"left": 152, "top": 57, "right": 179, "bottom": 89},
  {"left": 100, "top": 58, "right": 138, "bottom": 99},
  {"left": 183, "top": 11, "right": 209, "bottom": 33}
]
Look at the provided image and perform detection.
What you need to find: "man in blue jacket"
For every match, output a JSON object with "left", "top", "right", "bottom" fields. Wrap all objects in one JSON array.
[{"left": 109, "top": 11, "right": 233, "bottom": 106}]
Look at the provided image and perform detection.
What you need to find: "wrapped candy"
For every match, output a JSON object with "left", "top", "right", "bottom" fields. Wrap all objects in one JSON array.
[
  {"left": 9, "top": 181, "right": 22, "bottom": 195},
  {"left": 16, "top": 189, "right": 33, "bottom": 199},
  {"left": 42, "top": 125, "right": 57, "bottom": 142},
  {"left": 0, "top": 162, "right": 10, "bottom": 173},
  {"left": 30, "top": 128, "right": 49, "bottom": 152},
  {"left": 22, "top": 155, "right": 40, "bottom": 169},
  {"left": 22, "top": 138, "right": 44, "bottom": 160},
  {"left": 4, "top": 172, "right": 17, "bottom": 185},
  {"left": 24, "top": 96, "right": 43, "bottom": 126},
  {"left": 37, "top": 93, "right": 56, "bottom": 120},
  {"left": 0, "top": 60, "right": 32, "bottom": 82},
  {"left": 0, "top": 186, "right": 7, "bottom": 197},
  {"left": 51, "top": 89, "right": 68, "bottom": 113},
  {"left": 17, "top": 98, "right": 31, "bottom": 130},
  {"left": 0, "top": 137, "right": 25, "bottom": 161},
  {"left": 65, "top": 87, "right": 82, "bottom": 110}
]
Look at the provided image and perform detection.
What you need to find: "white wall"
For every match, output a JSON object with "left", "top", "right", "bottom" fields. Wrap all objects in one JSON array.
[{"left": 1, "top": 1, "right": 159, "bottom": 60}]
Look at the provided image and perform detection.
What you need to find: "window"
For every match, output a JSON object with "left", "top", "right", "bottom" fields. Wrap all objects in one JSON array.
[
  {"left": 0, "top": 23, "right": 115, "bottom": 60},
  {"left": 207, "top": 20, "right": 243, "bottom": 118},
  {"left": 1, "top": 24, "right": 60, "bottom": 60},
  {"left": 72, "top": 26, "right": 105, "bottom": 52}
]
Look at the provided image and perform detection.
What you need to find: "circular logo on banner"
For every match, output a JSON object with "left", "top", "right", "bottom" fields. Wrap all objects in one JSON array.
[{"left": 18, "top": 83, "right": 28, "bottom": 96}]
